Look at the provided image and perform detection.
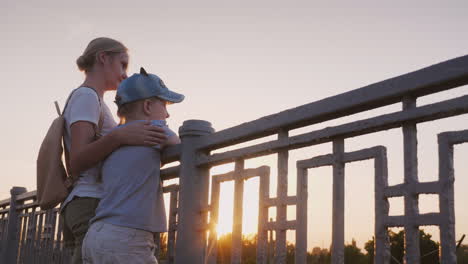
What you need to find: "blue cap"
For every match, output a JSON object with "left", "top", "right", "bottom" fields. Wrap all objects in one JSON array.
[{"left": 115, "top": 67, "right": 184, "bottom": 107}]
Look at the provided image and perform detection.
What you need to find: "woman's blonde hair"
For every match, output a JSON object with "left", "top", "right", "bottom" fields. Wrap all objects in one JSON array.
[{"left": 76, "top": 37, "right": 128, "bottom": 72}]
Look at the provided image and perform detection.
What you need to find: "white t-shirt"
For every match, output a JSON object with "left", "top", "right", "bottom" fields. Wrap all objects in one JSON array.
[{"left": 61, "top": 87, "right": 117, "bottom": 210}]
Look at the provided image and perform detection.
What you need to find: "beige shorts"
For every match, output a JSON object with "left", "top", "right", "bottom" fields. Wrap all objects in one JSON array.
[{"left": 82, "top": 221, "right": 158, "bottom": 264}]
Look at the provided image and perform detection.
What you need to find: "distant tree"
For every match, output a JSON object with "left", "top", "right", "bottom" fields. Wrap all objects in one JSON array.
[
  {"left": 364, "top": 238, "right": 374, "bottom": 264},
  {"left": 363, "top": 229, "right": 439, "bottom": 264},
  {"left": 307, "top": 247, "right": 330, "bottom": 264},
  {"left": 457, "top": 244, "right": 468, "bottom": 263},
  {"left": 344, "top": 239, "right": 367, "bottom": 264}
]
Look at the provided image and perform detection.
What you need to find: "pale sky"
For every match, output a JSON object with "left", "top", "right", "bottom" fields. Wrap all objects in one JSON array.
[{"left": 2, "top": 0, "right": 468, "bottom": 251}]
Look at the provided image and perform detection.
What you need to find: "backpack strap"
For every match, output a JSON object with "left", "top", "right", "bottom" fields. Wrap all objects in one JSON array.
[{"left": 61, "top": 87, "right": 104, "bottom": 187}]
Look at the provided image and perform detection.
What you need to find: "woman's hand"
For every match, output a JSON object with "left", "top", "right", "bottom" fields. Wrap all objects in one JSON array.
[{"left": 113, "top": 121, "right": 168, "bottom": 146}]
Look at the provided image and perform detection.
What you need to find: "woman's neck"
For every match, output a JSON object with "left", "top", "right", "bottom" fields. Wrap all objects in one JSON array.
[{"left": 81, "top": 73, "right": 106, "bottom": 98}]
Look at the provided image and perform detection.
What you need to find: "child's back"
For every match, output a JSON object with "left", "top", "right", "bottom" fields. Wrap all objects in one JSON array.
[{"left": 91, "top": 121, "right": 173, "bottom": 233}]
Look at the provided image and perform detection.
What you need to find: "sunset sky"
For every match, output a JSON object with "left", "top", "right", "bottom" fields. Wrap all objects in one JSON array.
[{"left": 2, "top": 0, "right": 468, "bottom": 251}]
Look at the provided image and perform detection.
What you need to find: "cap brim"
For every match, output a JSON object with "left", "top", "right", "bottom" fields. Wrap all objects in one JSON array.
[{"left": 158, "top": 90, "right": 185, "bottom": 104}]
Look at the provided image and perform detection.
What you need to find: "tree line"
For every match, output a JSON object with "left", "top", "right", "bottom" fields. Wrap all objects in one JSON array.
[{"left": 158, "top": 229, "right": 468, "bottom": 263}]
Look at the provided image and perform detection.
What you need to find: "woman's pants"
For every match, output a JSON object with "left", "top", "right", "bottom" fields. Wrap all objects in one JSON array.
[{"left": 62, "top": 197, "right": 100, "bottom": 264}]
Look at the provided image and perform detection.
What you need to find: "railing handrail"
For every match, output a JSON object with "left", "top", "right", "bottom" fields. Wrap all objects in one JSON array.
[
  {"left": 0, "top": 198, "right": 10, "bottom": 207},
  {"left": 170, "top": 55, "right": 468, "bottom": 152}
]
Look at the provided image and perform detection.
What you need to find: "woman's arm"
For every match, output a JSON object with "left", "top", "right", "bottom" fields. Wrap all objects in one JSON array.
[{"left": 69, "top": 120, "right": 167, "bottom": 176}]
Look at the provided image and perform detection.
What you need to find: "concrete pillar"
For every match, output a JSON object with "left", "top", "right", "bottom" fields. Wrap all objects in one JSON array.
[
  {"left": 275, "top": 130, "right": 289, "bottom": 264},
  {"left": 402, "top": 98, "right": 420, "bottom": 263},
  {"left": 175, "top": 120, "right": 214, "bottom": 264},
  {"left": 231, "top": 160, "right": 244, "bottom": 264},
  {"left": 438, "top": 134, "right": 457, "bottom": 263},
  {"left": 374, "top": 147, "right": 391, "bottom": 264},
  {"left": 331, "top": 139, "right": 345, "bottom": 264},
  {"left": 1, "top": 186, "right": 27, "bottom": 264}
]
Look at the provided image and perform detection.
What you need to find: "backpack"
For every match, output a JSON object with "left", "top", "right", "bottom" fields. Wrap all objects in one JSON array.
[{"left": 36, "top": 88, "right": 103, "bottom": 210}]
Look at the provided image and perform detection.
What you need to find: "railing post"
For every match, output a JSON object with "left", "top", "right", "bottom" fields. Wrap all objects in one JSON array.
[
  {"left": 331, "top": 139, "right": 345, "bottom": 264},
  {"left": 402, "top": 98, "right": 421, "bottom": 263},
  {"left": 1, "top": 186, "right": 27, "bottom": 264},
  {"left": 175, "top": 120, "right": 214, "bottom": 264}
]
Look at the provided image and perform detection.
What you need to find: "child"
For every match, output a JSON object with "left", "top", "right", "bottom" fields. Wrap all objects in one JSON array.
[{"left": 82, "top": 67, "right": 184, "bottom": 264}]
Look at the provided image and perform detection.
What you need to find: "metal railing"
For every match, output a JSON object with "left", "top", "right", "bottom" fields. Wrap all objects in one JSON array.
[{"left": 2, "top": 55, "right": 468, "bottom": 263}]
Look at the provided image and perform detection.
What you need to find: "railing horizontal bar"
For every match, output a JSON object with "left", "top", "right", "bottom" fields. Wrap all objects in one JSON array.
[
  {"left": 16, "top": 190, "right": 36, "bottom": 202},
  {"left": 0, "top": 198, "right": 10, "bottom": 207},
  {"left": 212, "top": 167, "right": 269, "bottom": 183},
  {"left": 197, "top": 95, "right": 468, "bottom": 167},
  {"left": 213, "top": 173, "right": 235, "bottom": 183},
  {"left": 265, "top": 220, "right": 297, "bottom": 230},
  {"left": 385, "top": 216, "right": 405, "bottom": 227},
  {"left": 384, "top": 184, "right": 405, "bottom": 197},
  {"left": 343, "top": 147, "right": 384, "bottom": 163},
  {"left": 384, "top": 181, "right": 440, "bottom": 197},
  {"left": 242, "top": 167, "right": 269, "bottom": 180},
  {"left": 162, "top": 184, "right": 180, "bottom": 193},
  {"left": 297, "top": 154, "right": 334, "bottom": 168},
  {"left": 440, "top": 129, "right": 468, "bottom": 145},
  {"left": 16, "top": 202, "right": 39, "bottom": 211},
  {"left": 191, "top": 55, "right": 468, "bottom": 151},
  {"left": 161, "top": 144, "right": 182, "bottom": 164},
  {"left": 0, "top": 208, "right": 9, "bottom": 214},
  {"left": 413, "top": 181, "right": 441, "bottom": 194},
  {"left": 265, "top": 196, "right": 297, "bottom": 207},
  {"left": 161, "top": 166, "right": 180, "bottom": 181},
  {"left": 385, "top": 213, "right": 441, "bottom": 227},
  {"left": 416, "top": 213, "right": 441, "bottom": 226},
  {"left": 296, "top": 146, "right": 384, "bottom": 169}
]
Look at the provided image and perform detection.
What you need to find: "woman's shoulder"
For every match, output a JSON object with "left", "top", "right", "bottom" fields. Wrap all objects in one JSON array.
[
  {"left": 68, "top": 87, "right": 100, "bottom": 104},
  {"left": 72, "top": 87, "right": 99, "bottom": 98}
]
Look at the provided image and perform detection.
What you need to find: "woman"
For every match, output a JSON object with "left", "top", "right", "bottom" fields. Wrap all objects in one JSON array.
[{"left": 61, "top": 37, "right": 167, "bottom": 264}]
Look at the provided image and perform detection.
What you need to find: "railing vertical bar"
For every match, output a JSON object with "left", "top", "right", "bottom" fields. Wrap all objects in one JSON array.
[
  {"left": 36, "top": 210, "right": 45, "bottom": 263},
  {"left": 1, "top": 187, "right": 27, "bottom": 264},
  {"left": 168, "top": 189, "right": 179, "bottom": 264},
  {"left": 20, "top": 213, "right": 29, "bottom": 263},
  {"left": 231, "top": 159, "right": 245, "bottom": 264},
  {"left": 256, "top": 168, "right": 270, "bottom": 264},
  {"left": 55, "top": 210, "right": 64, "bottom": 252},
  {"left": 206, "top": 178, "right": 220, "bottom": 264},
  {"left": 295, "top": 166, "right": 308, "bottom": 264},
  {"left": 199, "top": 165, "right": 211, "bottom": 263},
  {"left": 25, "top": 210, "right": 35, "bottom": 264},
  {"left": 40, "top": 210, "right": 49, "bottom": 264},
  {"left": 374, "top": 147, "right": 390, "bottom": 264},
  {"left": 46, "top": 209, "right": 57, "bottom": 264},
  {"left": 402, "top": 97, "right": 421, "bottom": 263},
  {"left": 331, "top": 139, "right": 345, "bottom": 264},
  {"left": 51, "top": 209, "right": 59, "bottom": 263},
  {"left": 275, "top": 130, "right": 289, "bottom": 264},
  {"left": 438, "top": 134, "right": 457, "bottom": 263},
  {"left": 55, "top": 213, "right": 66, "bottom": 264},
  {"left": 31, "top": 209, "right": 39, "bottom": 264}
]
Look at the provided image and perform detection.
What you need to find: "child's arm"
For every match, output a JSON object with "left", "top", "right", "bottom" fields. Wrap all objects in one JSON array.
[
  {"left": 162, "top": 127, "right": 180, "bottom": 147},
  {"left": 166, "top": 134, "right": 181, "bottom": 146}
]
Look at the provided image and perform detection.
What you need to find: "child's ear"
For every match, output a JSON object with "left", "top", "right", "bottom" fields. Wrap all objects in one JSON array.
[{"left": 142, "top": 99, "right": 152, "bottom": 116}]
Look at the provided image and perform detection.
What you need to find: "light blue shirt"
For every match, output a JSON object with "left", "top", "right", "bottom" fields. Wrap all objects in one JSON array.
[{"left": 90, "top": 120, "right": 175, "bottom": 233}]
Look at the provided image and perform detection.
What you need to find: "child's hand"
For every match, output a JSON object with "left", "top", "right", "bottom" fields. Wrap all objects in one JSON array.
[{"left": 115, "top": 121, "right": 167, "bottom": 146}]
